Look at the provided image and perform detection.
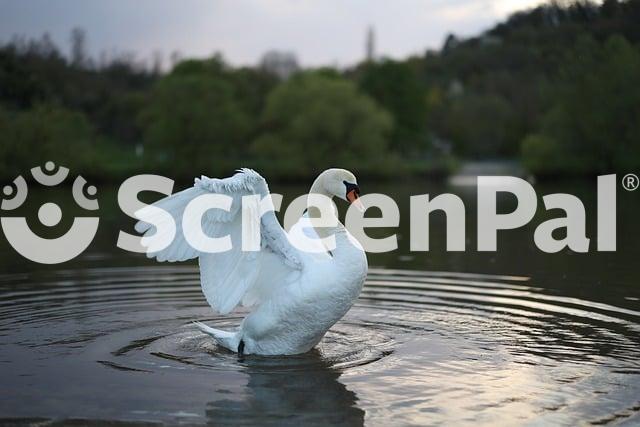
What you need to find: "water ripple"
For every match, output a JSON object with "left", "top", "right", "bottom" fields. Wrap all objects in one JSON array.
[{"left": 0, "top": 266, "right": 639, "bottom": 426}]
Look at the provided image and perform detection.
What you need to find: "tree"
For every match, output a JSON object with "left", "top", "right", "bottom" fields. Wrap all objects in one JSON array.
[
  {"left": 444, "top": 93, "right": 516, "bottom": 158},
  {"left": 70, "top": 28, "right": 88, "bottom": 68},
  {"left": 0, "top": 105, "right": 95, "bottom": 178},
  {"left": 251, "top": 72, "right": 393, "bottom": 177},
  {"left": 357, "top": 60, "right": 428, "bottom": 154},
  {"left": 601, "top": 0, "right": 620, "bottom": 18},
  {"left": 138, "top": 60, "right": 250, "bottom": 176},
  {"left": 521, "top": 35, "right": 640, "bottom": 175}
]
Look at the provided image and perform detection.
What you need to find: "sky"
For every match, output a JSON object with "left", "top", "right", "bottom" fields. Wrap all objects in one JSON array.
[{"left": 0, "top": 0, "right": 548, "bottom": 68}]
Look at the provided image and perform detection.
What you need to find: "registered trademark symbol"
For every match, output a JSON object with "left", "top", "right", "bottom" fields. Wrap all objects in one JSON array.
[{"left": 622, "top": 174, "right": 639, "bottom": 191}]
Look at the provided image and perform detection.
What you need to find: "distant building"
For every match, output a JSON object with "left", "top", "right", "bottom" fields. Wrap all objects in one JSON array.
[
  {"left": 448, "top": 80, "right": 464, "bottom": 97},
  {"left": 366, "top": 26, "right": 376, "bottom": 62},
  {"left": 260, "top": 50, "right": 299, "bottom": 80}
]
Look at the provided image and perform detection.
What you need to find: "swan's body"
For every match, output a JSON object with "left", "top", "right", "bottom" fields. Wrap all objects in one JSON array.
[{"left": 135, "top": 168, "right": 367, "bottom": 355}]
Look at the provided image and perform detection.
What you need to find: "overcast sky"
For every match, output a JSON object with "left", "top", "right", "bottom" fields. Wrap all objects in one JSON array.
[{"left": 0, "top": 0, "right": 548, "bottom": 68}]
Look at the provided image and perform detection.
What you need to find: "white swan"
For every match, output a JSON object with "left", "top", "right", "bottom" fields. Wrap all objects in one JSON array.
[{"left": 135, "top": 168, "right": 368, "bottom": 355}]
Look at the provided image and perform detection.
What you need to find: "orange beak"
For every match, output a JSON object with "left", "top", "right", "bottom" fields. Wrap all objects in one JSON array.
[{"left": 347, "top": 189, "right": 365, "bottom": 212}]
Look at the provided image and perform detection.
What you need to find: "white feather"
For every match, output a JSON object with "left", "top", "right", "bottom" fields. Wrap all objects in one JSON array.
[
  {"left": 137, "top": 168, "right": 368, "bottom": 355},
  {"left": 136, "top": 169, "right": 302, "bottom": 314}
]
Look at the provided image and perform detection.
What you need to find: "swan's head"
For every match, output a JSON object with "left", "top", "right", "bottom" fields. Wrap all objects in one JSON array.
[{"left": 316, "top": 168, "right": 364, "bottom": 211}]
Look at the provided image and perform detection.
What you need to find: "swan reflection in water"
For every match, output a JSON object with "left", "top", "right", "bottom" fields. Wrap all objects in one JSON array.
[{"left": 205, "top": 349, "right": 365, "bottom": 426}]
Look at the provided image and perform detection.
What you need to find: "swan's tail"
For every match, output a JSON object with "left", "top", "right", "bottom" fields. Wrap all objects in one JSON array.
[{"left": 192, "top": 321, "right": 240, "bottom": 352}]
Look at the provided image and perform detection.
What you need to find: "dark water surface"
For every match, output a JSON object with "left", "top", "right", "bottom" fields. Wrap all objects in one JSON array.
[{"left": 1, "top": 178, "right": 639, "bottom": 426}]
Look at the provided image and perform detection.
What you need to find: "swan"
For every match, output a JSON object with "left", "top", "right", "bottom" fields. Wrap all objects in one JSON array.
[{"left": 135, "top": 168, "right": 368, "bottom": 355}]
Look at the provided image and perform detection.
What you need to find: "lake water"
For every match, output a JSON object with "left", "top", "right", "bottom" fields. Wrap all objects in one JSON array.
[{"left": 1, "top": 177, "right": 639, "bottom": 426}]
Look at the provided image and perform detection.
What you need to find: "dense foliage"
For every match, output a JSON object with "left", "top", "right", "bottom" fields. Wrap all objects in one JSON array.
[
  {"left": 251, "top": 72, "right": 395, "bottom": 177},
  {"left": 1, "top": 0, "right": 639, "bottom": 180},
  {"left": 420, "top": 0, "right": 640, "bottom": 174}
]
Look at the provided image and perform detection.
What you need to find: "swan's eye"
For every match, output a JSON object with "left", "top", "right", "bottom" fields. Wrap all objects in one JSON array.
[{"left": 343, "top": 181, "right": 360, "bottom": 201}]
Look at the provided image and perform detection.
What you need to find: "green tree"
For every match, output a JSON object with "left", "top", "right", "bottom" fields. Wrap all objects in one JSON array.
[
  {"left": 521, "top": 35, "right": 640, "bottom": 175},
  {"left": 357, "top": 60, "right": 428, "bottom": 154},
  {"left": 0, "top": 105, "right": 95, "bottom": 179},
  {"left": 251, "top": 72, "right": 394, "bottom": 177},
  {"left": 444, "top": 93, "right": 515, "bottom": 158},
  {"left": 139, "top": 60, "right": 250, "bottom": 176}
]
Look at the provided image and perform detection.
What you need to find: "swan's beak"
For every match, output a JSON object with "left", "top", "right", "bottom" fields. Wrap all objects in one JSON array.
[{"left": 347, "top": 190, "right": 365, "bottom": 212}]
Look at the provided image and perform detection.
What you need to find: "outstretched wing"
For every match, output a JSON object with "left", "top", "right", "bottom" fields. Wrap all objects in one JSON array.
[{"left": 135, "top": 169, "right": 302, "bottom": 314}]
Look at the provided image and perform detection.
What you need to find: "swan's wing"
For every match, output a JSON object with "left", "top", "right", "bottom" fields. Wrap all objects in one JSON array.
[{"left": 135, "top": 168, "right": 303, "bottom": 313}]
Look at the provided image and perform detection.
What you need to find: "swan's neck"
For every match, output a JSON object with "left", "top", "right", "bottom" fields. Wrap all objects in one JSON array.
[
  {"left": 309, "top": 174, "right": 330, "bottom": 198},
  {"left": 307, "top": 175, "right": 344, "bottom": 240}
]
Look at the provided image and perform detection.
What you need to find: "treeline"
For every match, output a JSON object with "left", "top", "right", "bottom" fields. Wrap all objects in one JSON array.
[
  {"left": 0, "top": 35, "right": 430, "bottom": 181},
  {"left": 419, "top": 0, "right": 640, "bottom": 175},
  {"left": 1, "top": 0, "right": 639, "bottom": 181}
]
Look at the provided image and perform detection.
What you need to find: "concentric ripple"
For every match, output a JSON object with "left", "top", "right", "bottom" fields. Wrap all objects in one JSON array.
[{"left": 0, "top": 266, "right": 639, "bottom": 426}]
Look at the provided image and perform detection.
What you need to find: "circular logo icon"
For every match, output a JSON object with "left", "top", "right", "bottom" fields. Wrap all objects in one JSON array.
[{"left": 1, "top": 161, "right": 100, "bottom": 264}]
